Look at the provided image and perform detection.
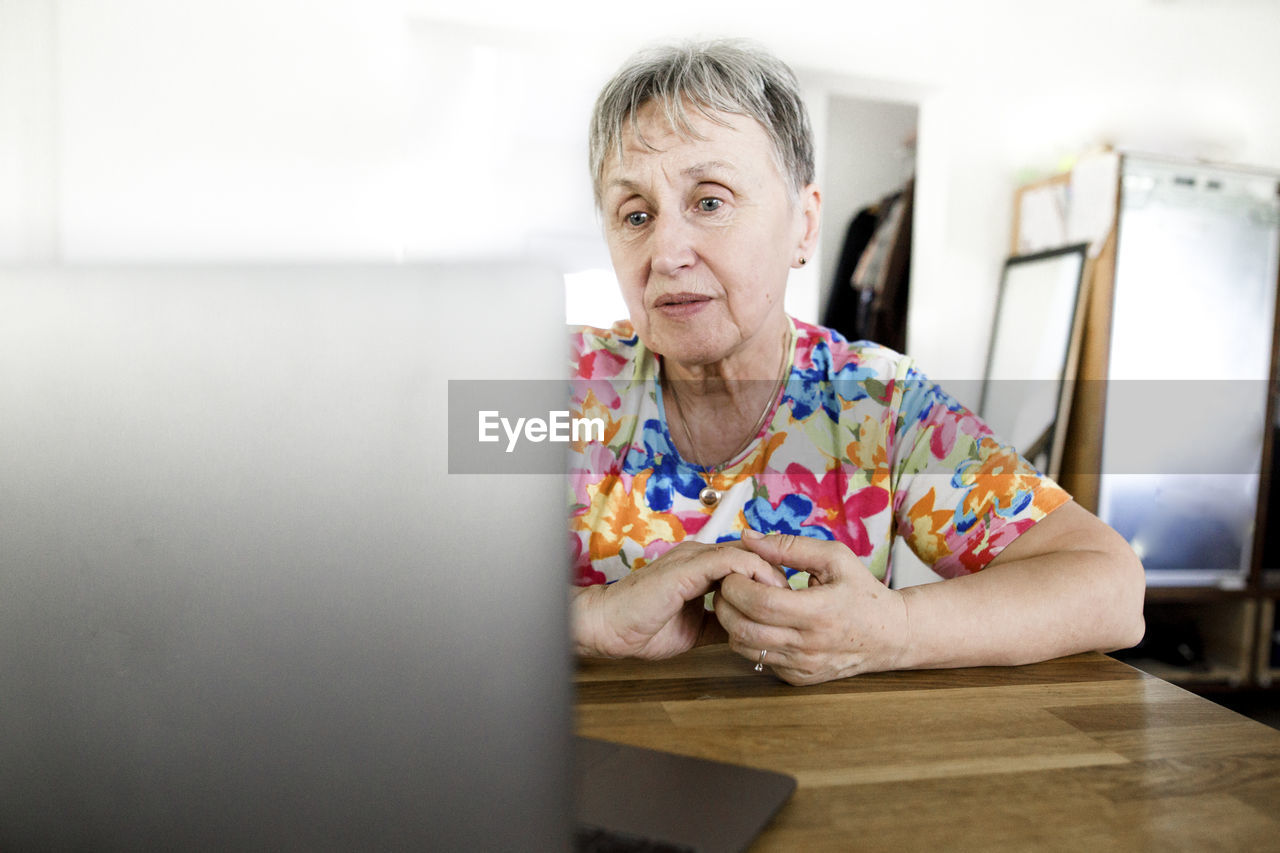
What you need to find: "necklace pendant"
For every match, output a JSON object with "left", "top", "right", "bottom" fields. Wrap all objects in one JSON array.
[{"left": 698, "top": 485, "right": 720, "bottom": 507}]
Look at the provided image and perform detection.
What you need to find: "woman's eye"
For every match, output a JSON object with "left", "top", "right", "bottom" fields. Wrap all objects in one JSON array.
[
  {"left": 625, "top": 211, "right": 650, "bottom": 227},
  {"left": 698, "top": 198, "right": 723, "bottom": 212}
]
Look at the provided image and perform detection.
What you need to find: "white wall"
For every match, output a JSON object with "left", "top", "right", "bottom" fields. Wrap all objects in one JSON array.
[{"left": 5, "top": 0, "right": 1280, "bottom": 370}]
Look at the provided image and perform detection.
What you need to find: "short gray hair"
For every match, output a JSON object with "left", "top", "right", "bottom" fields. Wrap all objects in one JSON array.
[{"left": 588, "top": 40, "right": 815, "bottom": 206}]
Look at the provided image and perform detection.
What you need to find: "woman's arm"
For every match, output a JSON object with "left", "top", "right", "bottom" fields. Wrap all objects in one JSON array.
[
  {"left": 713, "top": 502, "right": 1145, "bottom": 684},
  {"left": 894, "top": 500, "right": 1145, "bottom": 669}
]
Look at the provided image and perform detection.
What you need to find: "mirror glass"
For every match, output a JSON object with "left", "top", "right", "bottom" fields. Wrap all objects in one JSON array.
[
  {"left": 980, "top": 244, "right": 1087, "bottom": 477},
  {"left": 1098, "top": 157, "right": 1280, "bottom": 586}
]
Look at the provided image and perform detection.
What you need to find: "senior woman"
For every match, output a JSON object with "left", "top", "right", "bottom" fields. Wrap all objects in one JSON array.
[{"left": 567, "top": 40, "right": 1145, "bottom": 685}]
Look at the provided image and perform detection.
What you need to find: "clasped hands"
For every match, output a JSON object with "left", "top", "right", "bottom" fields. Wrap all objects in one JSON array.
[{"left": 574, "top": 530, "right": 910, "bottom": 685}]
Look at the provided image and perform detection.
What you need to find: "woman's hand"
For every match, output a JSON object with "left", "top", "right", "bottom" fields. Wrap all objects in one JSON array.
[
  {"left": 573, "top": 540, "right": 790, "bottom": 660},
  {"left": 714, "top": 530, "right": 910, "bottom": 685}
]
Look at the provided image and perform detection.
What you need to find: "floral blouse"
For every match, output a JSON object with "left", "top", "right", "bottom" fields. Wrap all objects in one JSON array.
[{"left": 568, "top": 317, "right": 1070, "bottom": 587}]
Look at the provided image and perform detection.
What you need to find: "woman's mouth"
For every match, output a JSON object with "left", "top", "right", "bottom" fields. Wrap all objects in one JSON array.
[{"left": 653, "top": 293, "right": 712, "bottom": 318}]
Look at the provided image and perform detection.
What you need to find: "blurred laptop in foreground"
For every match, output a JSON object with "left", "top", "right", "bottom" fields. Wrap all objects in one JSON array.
[{"left": 0, "top": 263, "right": 795, "bottom": 851}]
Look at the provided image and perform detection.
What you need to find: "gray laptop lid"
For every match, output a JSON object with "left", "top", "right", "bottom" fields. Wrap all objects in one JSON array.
[
  {"left": 0, "top": 264, "right": 571, "bottom": 850},
  {"left": 576, "top": 736, "right": 796, "bottom": 853}
]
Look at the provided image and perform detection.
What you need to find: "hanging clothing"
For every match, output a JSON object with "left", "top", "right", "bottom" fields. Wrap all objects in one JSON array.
[
  {"left": 822, "top": 179, "right": 914, "bottom": 352},
  {"left": 821, "top": 208, "right": 880, "bottom": 342}
]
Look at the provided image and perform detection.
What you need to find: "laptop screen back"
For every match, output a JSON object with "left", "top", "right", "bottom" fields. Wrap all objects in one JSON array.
[{"left": 0, "top": 263, "right": 571, "bottom": 849}]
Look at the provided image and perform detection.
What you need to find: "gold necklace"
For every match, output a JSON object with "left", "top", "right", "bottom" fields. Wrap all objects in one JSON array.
[{"left": 666, "top": 331, "right": 791, "bottom": 508}]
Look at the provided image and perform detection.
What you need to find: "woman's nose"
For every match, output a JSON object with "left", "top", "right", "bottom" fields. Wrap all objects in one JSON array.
[{"left": 649, "top": 213, "right": 697, "bottom": 276}]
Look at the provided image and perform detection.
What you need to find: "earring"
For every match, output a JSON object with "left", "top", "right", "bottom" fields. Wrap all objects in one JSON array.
[{"left": 798, "top": 257, "right": 807, "bottom": 266}]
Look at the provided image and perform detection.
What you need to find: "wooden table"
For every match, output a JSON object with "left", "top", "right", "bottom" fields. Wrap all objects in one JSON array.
[{"left": 576, "top": 646, "right": 1280, "bottom": 851}]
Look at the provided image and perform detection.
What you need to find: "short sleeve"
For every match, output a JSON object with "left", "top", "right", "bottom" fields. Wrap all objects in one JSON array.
[{"left": 889, "top": 366, "right": 1071, "bottom": 578}]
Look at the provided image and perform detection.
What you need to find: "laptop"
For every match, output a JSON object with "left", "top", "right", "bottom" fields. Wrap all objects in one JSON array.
[{"left": 0, "top": 263, "right": 794, "bottom": 851}]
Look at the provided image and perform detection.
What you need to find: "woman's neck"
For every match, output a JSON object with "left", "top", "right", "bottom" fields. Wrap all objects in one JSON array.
[
  {"left": 662, "top": 314, "right": 792, "bottom": 394},
  {"left": 662, "top": 318, "right": 793, "bottom": 468}
]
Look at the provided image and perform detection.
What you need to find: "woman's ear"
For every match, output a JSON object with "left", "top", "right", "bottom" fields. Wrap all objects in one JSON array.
[{"left": 794, "top": 183, "right": 821, "bottom": 267}]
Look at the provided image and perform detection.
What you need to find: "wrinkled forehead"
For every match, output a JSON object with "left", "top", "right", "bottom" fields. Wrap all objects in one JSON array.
[{"left": 603, "top": 99, "right": 786, "bottom": 189}]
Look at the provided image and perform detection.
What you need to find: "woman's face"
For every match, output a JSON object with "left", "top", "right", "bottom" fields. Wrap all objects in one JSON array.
[{"left": 599, "top": 102, "right": 819, "bottom": 368}]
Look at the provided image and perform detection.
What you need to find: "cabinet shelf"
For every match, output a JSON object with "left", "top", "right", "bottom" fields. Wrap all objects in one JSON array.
[
  {"left": 1259, "top": 600, "right": 1280, "bottom": 688},
  {"left": 1116, "top": 597, "right": 1258, "bottom": 691},
  {"left": 1145, "top": 586, "right": 1256, "bottom": 603},
  {"left": 1124, "top": 657, "right": 1249, "bottom": 688}
]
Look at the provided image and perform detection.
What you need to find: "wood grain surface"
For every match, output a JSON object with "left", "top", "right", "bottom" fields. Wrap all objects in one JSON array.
[{"left": 575, "top": 647, "right": 1280, "bottom": 852}]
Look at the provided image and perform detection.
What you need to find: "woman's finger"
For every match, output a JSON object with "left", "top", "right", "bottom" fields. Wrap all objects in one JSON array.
[
  {"left": 655, "top": 544, "right": 789, "bottom": 603},
  {"left": 697, "top": 540, "right": 792, "bottom": 588},
  {"left": 714, "top": 590, "right": 803, "bottom": 653},
  {"left": 733, "top": 551, "right": 792, "bottom": 588},
  {"left": 740, "top": 529, "right": 850, "bottom": 585},
  {"left": 717, "top": 571, "right": 809, "bottom": 629}
]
